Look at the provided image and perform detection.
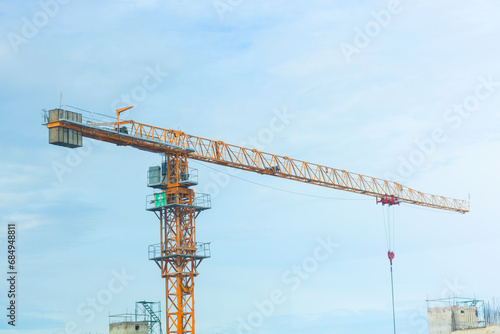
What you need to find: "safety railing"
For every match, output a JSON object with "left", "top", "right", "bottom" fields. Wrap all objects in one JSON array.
[
  {"left": 148, "top": 242, "right": 211, "bottom": 260},
  {"left": 145, "top": 192, "right": 211, "bottom": 211},
  {"left": 180, "top": 168, "right": 199, "bottom": 185}
]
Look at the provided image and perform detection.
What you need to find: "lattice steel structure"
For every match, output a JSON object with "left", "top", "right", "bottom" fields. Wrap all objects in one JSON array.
[
  {"left": 109, "top": 300, "right": 162, "bottom": 334},
  {"left": 146, "top": 153, "right": 211, "bottom": 334},
  {"left": 136, "top": 301, "right": 163, "bottom": 334},
  {"left": 43, "top": 106, "right": 470, "bottom": 334},
  {"left": 42, "top": 108, "right": 470, "bottom": 213}
]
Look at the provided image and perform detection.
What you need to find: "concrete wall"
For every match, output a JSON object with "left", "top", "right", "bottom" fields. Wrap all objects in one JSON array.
[
  {"left": 454, "top": 307, "right": 480, "bottom": 330},
  {"left": 451, "top": 325, "right": 500, "bottom": 334},
  {"left": 429, "top": 306, "right": 479, "bottom": 334},
  {"left": 109, "top": 321, "right": 149, "bottom": 334}
]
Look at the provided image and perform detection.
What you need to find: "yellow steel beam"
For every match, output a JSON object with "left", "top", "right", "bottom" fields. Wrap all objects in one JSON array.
[{"left": 46, "top": 119, "right": 470, "bottom": 213}]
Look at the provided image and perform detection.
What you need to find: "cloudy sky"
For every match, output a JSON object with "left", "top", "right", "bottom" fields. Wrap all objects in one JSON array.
[{"left": 1, "top": 0, "right": 500, "bottom": 333}]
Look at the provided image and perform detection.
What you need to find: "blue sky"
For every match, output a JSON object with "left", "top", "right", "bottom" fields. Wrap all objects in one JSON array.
[{"left": 1, "top": 0, "right": 500, "bottom": 333}]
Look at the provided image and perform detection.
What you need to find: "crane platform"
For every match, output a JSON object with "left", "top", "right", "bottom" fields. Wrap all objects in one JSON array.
[
  {"left": 145, "top": 193, "right": 211, "bottom": 212},
  {"left": 148, "top": 242, "right": 211, "bottom": 261}
]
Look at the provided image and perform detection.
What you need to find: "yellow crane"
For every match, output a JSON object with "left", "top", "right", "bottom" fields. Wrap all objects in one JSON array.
[{"left": 43, "top": 106, "right": 469, "bottom": 334}]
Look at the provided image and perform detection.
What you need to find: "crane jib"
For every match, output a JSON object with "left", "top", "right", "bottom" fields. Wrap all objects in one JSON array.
[{"left": 43, "top": 108, "right": 470, "bottom": 214}]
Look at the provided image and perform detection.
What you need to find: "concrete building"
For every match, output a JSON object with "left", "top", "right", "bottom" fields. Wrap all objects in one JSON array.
[
  {"left": 109, "top": 301, "right": 162, "bottom": 334},
  {"left": 429, "top": 306, "right": 480, "bottom": 334},
  {"left": 109, "top": 321, "right": 149, "bottom": 334},
  {"left": 451, "top": 325, "right": 500, "bottom": 334}
]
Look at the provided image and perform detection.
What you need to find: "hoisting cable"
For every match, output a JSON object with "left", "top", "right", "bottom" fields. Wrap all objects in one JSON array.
[
  {"left": 389, "top": 248, "right": 396, "bottom": 334},
  {"left": 388, "top": 206, "right": 396, "bottom": 334},
  {"left": 377, "top": 195, "right": 400, "bottom": 334}
]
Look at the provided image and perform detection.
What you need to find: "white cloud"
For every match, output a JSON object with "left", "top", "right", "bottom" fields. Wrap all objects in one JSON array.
[{"left": 0, "top": 213, "right": 44, "bottom": 231}]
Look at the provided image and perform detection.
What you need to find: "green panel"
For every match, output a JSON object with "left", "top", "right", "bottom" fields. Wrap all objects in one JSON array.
[{"left": 155, "top": 193, "right": 166, "bottom": 207}]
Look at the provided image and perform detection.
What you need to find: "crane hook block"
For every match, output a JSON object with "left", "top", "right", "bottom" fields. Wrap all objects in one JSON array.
[
  {"left": 388, "top": 250, "right": 395, "bottom": 263},
  {"left": 377, "top": 195, "right": 401, "bottom": 206}
]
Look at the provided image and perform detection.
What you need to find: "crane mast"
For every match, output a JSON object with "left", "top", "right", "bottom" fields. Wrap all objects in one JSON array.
[
  {"left": 42, "top": 107, "right": 470, "bottom": 334},
  {"left": 147, "top": 152, "right": 208, "bottom": 334}
]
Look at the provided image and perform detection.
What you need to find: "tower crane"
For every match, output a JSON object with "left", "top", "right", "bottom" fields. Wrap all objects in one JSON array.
[{"left": 42, "top": 106, "right": 470, "bottom": 334}]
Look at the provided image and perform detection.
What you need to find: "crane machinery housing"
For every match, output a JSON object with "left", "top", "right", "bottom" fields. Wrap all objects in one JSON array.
[{"left": 42, "top": 106, "right": 470, "bottom": 334}]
